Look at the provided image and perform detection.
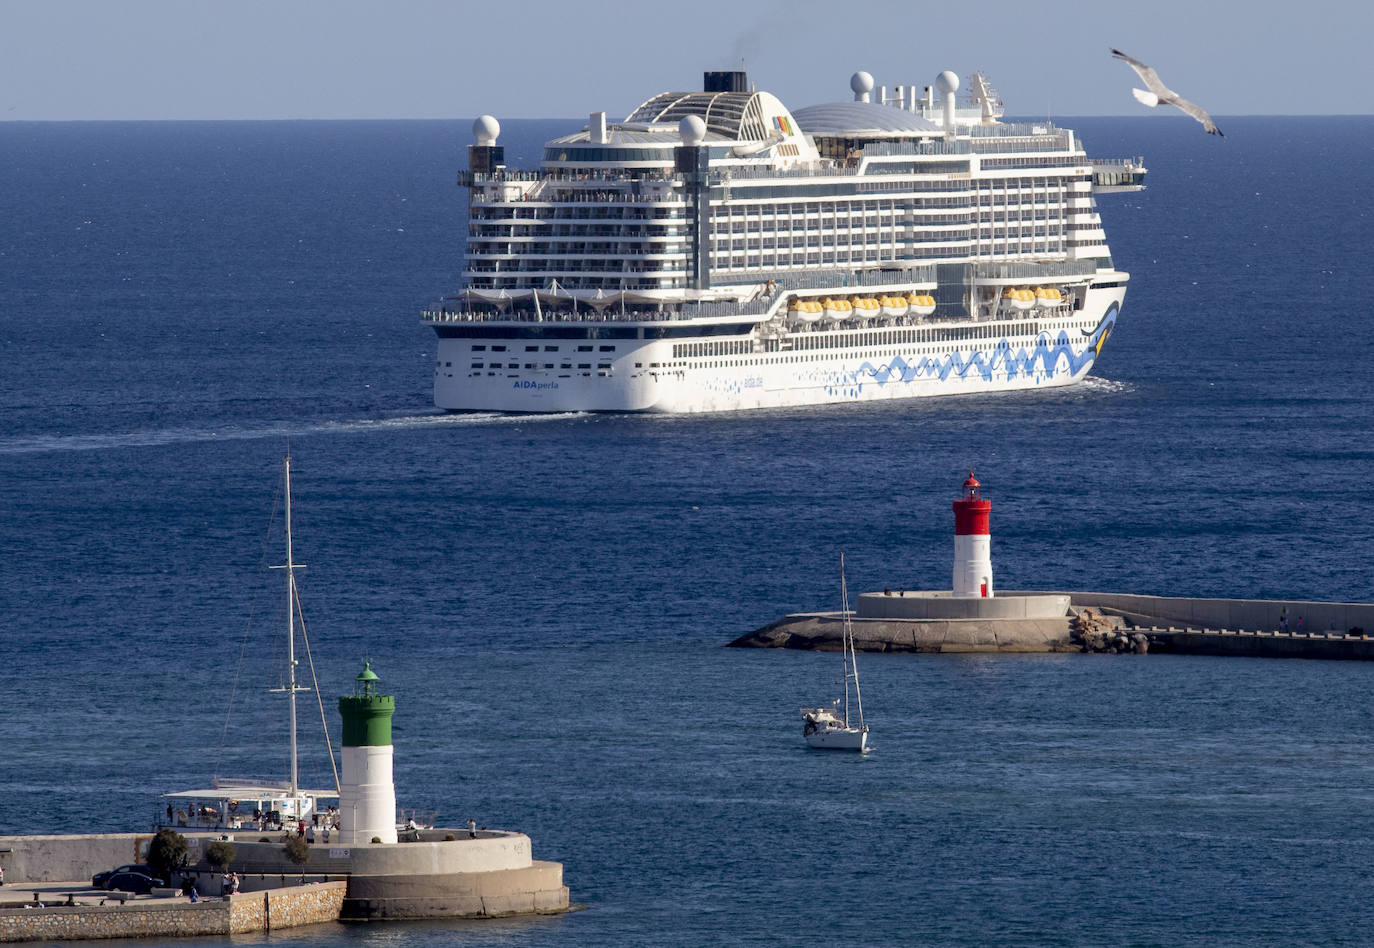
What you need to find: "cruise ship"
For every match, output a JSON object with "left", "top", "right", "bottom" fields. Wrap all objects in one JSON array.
[{"left": 424, "top": 69, "right": 1145, "bottom": 413}]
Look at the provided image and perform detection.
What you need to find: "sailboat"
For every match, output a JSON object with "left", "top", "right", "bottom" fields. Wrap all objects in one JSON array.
[
  {"left": 159, "top": 455, "right": 341, "bottom": 833},
  {"left": 801, "top": 554, "right": 869, "bottom": 752}
]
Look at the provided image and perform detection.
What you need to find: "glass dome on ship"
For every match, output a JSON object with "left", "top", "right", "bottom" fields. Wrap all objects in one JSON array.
[{"left": 424, "top": 68, "right": 1145, "bottom": 413}]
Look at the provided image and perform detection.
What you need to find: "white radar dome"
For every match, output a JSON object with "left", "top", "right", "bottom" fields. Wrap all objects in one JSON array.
[
  {"left": 679, "top": 115, "right": 706, "bottom": 147},
  {"left": 473, "top": 114, "right": 501, "bottom": 146},
  {"left": 936, "top": 71, "right": 960, "bottom": 95},
  {"left": 850, "top": 71, "right": 875, "bottom": 101}
]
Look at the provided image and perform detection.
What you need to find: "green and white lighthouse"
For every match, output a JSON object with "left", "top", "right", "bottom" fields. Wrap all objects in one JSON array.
[{"left": 337, "top": 661, "right": 398, "bottom": 845}]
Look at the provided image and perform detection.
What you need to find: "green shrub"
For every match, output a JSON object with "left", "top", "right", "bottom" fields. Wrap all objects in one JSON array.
[
  {"left": 205, "top": 840, "right": 235, "bottom": 873},
  {"left": 146, "top": 828, "right": 189, "bottom": 879},
  {"left": 282, "top": 835, "right": 310, "bottom": 867}
]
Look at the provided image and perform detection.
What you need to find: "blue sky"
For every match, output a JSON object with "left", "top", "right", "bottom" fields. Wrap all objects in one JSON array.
[{"left": 2, "top": 0, "right": 1369, "bottom": 120}]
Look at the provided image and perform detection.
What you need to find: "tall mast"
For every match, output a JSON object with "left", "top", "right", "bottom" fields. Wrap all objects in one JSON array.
[
  {"left": 841, "top": 553, "right": 851, "bottom": 728},
  {"left": 284, "top": 456, "right": 300, "bottom": 795},
  {"left": 271, "top": 455, "right": 306, "bottom": 796},
  {"left": 840, "top": 552, "right": 864, "bottom": 730},
  {"left": 285, "top": 456, "right": 298, "bottom": 794}
]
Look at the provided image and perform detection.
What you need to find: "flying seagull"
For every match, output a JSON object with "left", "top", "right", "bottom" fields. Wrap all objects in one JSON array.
[{"left": 1111, "top": 48, "right": 1223, "bottom": 137}]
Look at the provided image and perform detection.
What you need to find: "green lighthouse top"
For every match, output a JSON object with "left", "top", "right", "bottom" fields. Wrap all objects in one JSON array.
[
  {"left": 339, "top": 659, "right": 395, "bottom": 747},
  {"left": 355, "top": 660, "right": 380, "bottom": 695}
]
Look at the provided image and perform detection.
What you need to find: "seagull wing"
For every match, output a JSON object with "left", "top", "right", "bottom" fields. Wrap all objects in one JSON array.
[
  {"left": 1111, "top": 48, "right": 1178, "bottom": 101},
  {"left": 1169, "top": 95, "right": 1224, "bottom": 136}
]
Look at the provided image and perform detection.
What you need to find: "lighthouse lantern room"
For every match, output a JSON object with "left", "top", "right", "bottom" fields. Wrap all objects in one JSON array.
[{"left": 952, "top": 473, "right": 994, "bottom": 599}]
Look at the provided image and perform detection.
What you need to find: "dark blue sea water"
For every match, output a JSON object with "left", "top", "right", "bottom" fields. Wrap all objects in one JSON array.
[{"left": 3, "top": 115, "right": 1374, "bottom": 946}]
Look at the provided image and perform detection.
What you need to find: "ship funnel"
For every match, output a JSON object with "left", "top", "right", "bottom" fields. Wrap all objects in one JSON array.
[{"left": 704, "top": 70, "right": 748, "bottom": 93}]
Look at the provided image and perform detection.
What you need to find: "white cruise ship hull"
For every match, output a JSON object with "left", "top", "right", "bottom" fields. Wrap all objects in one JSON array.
[{"left": 433, "top": 288, "right": 1123, "bottom": 414}]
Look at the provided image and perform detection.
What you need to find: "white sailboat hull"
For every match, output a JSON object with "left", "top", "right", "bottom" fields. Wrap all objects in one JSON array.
[{"left": 803, "top": 725, "right": 868, "bottom": 752}]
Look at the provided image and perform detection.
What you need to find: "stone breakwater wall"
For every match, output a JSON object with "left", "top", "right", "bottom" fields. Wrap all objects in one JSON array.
[
  {"left": 732, "top": 592, "right": 1374, "bottom": 659},
  {"left": 0, "top": 829, "right": 569, "bottom": 925},
  {"left": 208, "top": 833, "right": 569, "bottom": 920},
  {"left": 341, "top": 861, "right": 569, "bottom": 920},
  {"left": 1054, "top": 592, "right": 1374, "bottom": 636},
  {"left": 227, "top": 883, "right": 346, "bottom": 933},
  {"left": 730, "top": 612, "right": 1075, "bottom": 652},
  {"left": 0, "top": 835, "right": 151, "bottom": 884},
  {"left": 0, "top": 882, "right": 345, "bottom": 943}
]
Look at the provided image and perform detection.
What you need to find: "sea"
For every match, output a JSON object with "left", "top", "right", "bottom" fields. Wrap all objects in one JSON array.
[{"left": 2, "top": 112, "right": 1373, "bottom": 946}]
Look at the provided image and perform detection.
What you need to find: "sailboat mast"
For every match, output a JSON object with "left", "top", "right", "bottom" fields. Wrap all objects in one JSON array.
[
  {"left": 841, "top": 553, "right": 851, "bottom": 728},
  {"left": 284, "top": 455, "right": 299, "bottom": 796},
  {"left": 840, "top": 552, "right": 864, "bottom": 729}
]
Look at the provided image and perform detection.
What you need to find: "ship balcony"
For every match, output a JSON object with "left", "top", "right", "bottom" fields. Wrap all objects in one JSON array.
[{"left": 1091, "top": 158, "right": 1147, "bottom": 193}]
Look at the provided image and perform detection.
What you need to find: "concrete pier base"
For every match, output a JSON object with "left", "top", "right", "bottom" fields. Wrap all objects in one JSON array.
[
  {"left": 732, "top": 590, "right": 1374, "bottom": 660},
  {"left": 732, "top": 611, "right": 1074, "bottom": 652},
  {"left": 0, "top": 829, "right": 570, "bottom": 926}
]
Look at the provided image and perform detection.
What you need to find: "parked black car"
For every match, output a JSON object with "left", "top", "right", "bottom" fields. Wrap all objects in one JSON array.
[
  {"left": 103, "top": 871, "right": 166, "bottom": 894},
  {"left": 91, "top": 864, "right": 157, "bottom": 888}
]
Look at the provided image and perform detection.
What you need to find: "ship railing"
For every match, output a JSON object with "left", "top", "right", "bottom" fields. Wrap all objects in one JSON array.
[
  {"left": 423, "top": 307, "right": 738, "bottom": 325},
  {"left": 972, "top": 260, "right": 1097, "bottom": 280},
  {"left": 424, "top": 265, "right": 950, "bottom": 325},
  {"left": 471, "top": 190, "right": 674, "bottom": 205},
  {"left": 466, "top": 169, "right": 679, "bottom": 184}
]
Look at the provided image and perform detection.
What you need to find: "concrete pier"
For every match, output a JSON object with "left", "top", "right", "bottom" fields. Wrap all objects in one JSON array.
[
  {"left": 0, "top": 880, "right": 345, "bottom": 943},
  {"left": 731, "top": 590, "right": 1374, "bottom": 659},
  {"left": 0, "top": 827, "right": 569, "bottom": 935}
]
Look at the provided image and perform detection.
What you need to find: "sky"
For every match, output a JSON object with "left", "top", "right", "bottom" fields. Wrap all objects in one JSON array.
[{"left": 2, "top": 0, "right": 1370, "bottom": 121}]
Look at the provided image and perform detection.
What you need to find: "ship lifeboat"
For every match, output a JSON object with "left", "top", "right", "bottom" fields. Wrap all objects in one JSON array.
[
  {"left": 1034, "top": 286, "right": 1063, "bottom": 308},
  {"left": 823, "top": 297, "right": 852, "bottom": 321},
  {"left": 850, "top": 296, "right": 881, "bottom": 320},
  {"left": 1004, "top": 287, "right": 1036, "bottom": 311},
  {"left": 879, "top": 294, "right": 908, "bottom": 318},
  {"left": 792, "top": 299, "right": 824, "bottom": 323},
  {"left": 909, "top": 293, "right": 937, "bottom": 317}
]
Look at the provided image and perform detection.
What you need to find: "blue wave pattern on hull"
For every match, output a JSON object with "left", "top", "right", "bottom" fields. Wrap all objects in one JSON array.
[{"left": 840, "top": 305, "right": 1118, "bottom": 395}]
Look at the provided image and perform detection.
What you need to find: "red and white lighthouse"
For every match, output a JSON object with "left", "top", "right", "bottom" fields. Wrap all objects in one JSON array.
[{"left": 952, "top": 473, "right": 993, "bottom": 598}]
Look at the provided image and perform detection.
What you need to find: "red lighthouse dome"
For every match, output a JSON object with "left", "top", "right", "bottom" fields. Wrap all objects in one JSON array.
[{"left": 952, "top": 472, "right": 991, "bottom": 536}]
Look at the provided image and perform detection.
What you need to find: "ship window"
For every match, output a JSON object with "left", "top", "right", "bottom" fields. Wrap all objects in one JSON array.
[
  {"left": 492, "top": 345, "right": 507, "bottom": 352},
  {"left": 561, "top": 363, "right": 572, "bottom": 369},
  {"left": 544, "top": 345, "right": 558, "bottom": 351},
  {"left": 544, "top": 363, "right": 555, "bottom": 369},
  {"left": 578, "top": 363, "right": 591, "bottom": 369},
  {"left": 526, "top": 345, "right": 539, "bottom": 352},
  {"left": 599, "top": 345, "right": 616, "bottom": 352},
  {"left": 578, "top": 345, "right": 593, "bottom": 352},
  {"left": 445, "top": 362, "right": 452, "bottom": 368},
  {"left": 472, "top": 345, "right": 486, "bottom": 351},
  {"left": 524, "top": 363, "right": 536, "bottom": 369},
  {"left": 471, "top": 363, "right": 483, "bottom": 369}
]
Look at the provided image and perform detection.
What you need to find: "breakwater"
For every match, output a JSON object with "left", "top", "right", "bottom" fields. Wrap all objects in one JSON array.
[
  {"left": 731, "top": 591, "right": 1374, "bottom": 659},
  {"left": 0, "top": 828, "right": 569, "bottom": 936},
  {"left": 0, "top": 882, "right": 345, "bottom": 943}
]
